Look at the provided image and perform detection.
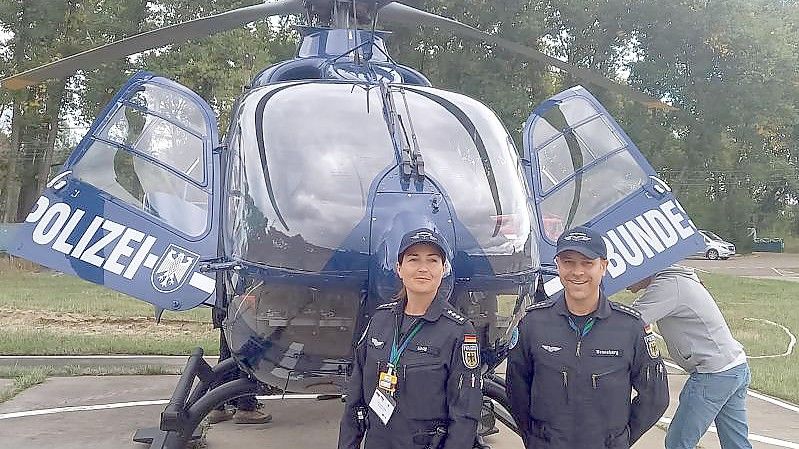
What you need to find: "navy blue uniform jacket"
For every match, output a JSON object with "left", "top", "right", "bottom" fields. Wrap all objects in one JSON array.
[
  {"left": 338, "top": 298, "right": 482, "bottom": 449},
  {"left": 506, "top": 291, "right": 669, "bottom": 449}
]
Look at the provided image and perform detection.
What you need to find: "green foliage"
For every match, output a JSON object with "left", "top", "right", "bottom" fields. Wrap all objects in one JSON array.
[{"left": 2, "top": 0, "right": 799, "bottom": 237}]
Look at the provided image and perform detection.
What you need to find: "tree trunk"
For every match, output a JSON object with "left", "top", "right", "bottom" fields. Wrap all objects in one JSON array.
[
  {"left": 2, "top": 98, "right": 23, "bottom": 222},
  {"left": 33, "top": 81, "right": 66, "bottom": 199},
  {"left": 2, "top": 0, "right": 27, "bottom": 223}
]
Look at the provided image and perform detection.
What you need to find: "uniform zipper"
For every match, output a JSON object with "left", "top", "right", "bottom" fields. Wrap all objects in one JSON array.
[
  {"left": 576, "top": 339, "right": 582, "bottom": 357},
  {"left": 561, "top": 368, "right": 569, "bottom": 403}
]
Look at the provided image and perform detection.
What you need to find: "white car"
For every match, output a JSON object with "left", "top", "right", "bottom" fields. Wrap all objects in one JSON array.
[{"left": 697, "top": 230, "right": 736, "bottom": 260}]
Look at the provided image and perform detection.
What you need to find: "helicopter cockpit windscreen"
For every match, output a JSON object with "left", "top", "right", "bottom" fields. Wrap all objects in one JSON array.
[
  {"left": 228, "top": 82, "right": 396, "bottom": 271},
  {"left": 400, "top": 86, "right": 536, "bottom": 276},
  {"left": 229, "top": 82, "right": 535, "bottom": 276}
]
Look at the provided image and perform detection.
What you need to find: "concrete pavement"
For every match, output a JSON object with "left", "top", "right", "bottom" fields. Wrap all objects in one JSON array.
[{"left": 0, "top": 364, "right": 797, "bottom": 449}]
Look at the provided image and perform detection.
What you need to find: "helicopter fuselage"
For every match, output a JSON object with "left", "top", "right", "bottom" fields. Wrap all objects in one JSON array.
[{"left": 221, "top": 74, "right": 538, "bottom": 390}]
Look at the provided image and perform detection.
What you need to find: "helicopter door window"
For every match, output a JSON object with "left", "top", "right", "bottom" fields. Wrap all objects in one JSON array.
[
  {"left": 126, "top": 83, "right": 208, "bottom": 136},
  {"left": 538, "top": 150, "right": 646, "bottom": 241},
  {"left": 533, "top": 98, "right": 625, "bottom": 194},
  {"left": 72, "top": 140, "right": 210, "bottom": 237},
  {"left": 96, "top": 84, "right": 208, "bottom": 185}
]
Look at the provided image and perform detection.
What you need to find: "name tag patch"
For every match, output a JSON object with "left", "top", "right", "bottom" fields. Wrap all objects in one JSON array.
[
  {"left": 592, "top": 349, "right": 623, "bottom": 357},
  {"left": 409, "top": 345, "right": 440, "bottom": 356}
]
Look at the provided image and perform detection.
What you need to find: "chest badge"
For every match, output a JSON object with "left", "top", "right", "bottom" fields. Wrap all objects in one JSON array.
[
  {"left": 462, "top": 334, "right": 479, "bottom": 369},
  {"left": 542, "top": 344, "right": 562, "bottom": 353},
  {"left": 371, "top": 337, "right": 385, "bottom": 349}
]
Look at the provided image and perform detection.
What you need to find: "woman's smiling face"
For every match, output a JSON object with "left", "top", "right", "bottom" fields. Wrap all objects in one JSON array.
[{"left": 396, "top": 243, "right": 445, "bottom": 298}]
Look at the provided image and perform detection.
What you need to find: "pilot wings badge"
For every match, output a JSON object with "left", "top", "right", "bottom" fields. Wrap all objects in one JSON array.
[{"left": 151, "top": 244, "right": 199, "bottom": 293}]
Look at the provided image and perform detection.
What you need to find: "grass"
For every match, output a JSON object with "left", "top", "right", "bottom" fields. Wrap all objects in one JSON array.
[
  {"left": 0, "top": 263, "right": 218, "bottom": 356},
  {"left": 0, "top": 329, "right": 218, "bottom": 356},
  {"left": 0, "top": 267, "right": 210, "bottom": 322},
  {"left": 0, "top": 367, "right": 49, "bottom": 404},
  {"left": 0, "top": 364, "right": 182, "bottom": 404},
  {"left": 612, "top": 272, "right": 799, "bottom": 404}
]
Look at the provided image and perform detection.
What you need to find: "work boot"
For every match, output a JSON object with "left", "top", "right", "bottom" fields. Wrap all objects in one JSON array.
[
  {"left": 233, "top": 409, "right": 273, "bottom": 424},
  {"left": 207, "top": 408, "right": 235, "bottom": 424}
]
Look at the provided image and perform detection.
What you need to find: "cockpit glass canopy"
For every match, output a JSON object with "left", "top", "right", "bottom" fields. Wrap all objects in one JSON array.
[{"left": 228, "top": 81, "right": 537, "bottom": 275}]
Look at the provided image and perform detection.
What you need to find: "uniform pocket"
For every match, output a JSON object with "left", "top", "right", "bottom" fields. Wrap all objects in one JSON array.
[
  {"left": 402, "top": 362, "right": 448, "bottom": 419},
  {"left": 591, "top": 365, "right": 630, "bottom": 422},
  {"left": 530, "top": 362, "right": 569, "bottom": 419}
]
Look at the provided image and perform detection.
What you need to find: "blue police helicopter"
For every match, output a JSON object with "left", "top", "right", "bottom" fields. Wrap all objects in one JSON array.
[{"left": 2, "top": 1, "right": 704, "bottom": 447}]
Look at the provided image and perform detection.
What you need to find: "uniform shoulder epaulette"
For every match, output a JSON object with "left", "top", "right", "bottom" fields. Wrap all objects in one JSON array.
[
  {"left": 525, "top": 299, "right": 555, "bottom": 312},
  {"left": 609, "top": 301, "right": 641, "bottom": 318},
  {"left": 376, "top": 301, "right": 398, "bottom": 310},
  {"left": 443, "top": 308, "right": 467, "bottom": 324}
]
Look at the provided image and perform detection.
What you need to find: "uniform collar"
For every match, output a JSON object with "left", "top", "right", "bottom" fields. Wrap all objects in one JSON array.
[
  {"left": 393, "top": 295, "right": 447, "bottom": 323},
  {"left": 552, "top": 289, "right": 612, "bottom": 319}
]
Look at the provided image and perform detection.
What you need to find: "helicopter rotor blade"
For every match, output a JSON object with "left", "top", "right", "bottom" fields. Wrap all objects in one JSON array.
[
  {"left": 1, "top": 0, "right": 304, "bottom": 90},
  {"left": 380, "top": 2, "right": 673, "bottom": 110}
]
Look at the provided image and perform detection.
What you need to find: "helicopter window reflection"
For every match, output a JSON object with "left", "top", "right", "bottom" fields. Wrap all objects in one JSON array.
[
  {"left": 534, "top": 97, "right": 625, "bottom": 194},
  {"left": 539, "top": 150, "right": 646, "bottom": 241},
  {"left": 99, "top": 105, "right": 205, "bottom": 184},
  {"left": 73, "top": 140, "right": 210, "bottom": 237},
  {"left": 402, "top": 87, "right": 534, "bottom": 269},
  {"left": 126, "top": 83, "right": 208, "bottom": 137},
  {"left": 232, "top": 83, "right": 395, "bottom": 269}
]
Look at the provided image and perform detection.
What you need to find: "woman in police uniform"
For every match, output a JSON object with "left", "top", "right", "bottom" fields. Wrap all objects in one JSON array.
[{"left": 338, "top": 228, "right": 482, "bottom": 449}]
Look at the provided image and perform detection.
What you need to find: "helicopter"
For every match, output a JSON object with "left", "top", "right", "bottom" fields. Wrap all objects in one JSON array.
[{"left": 3, "top": 1, "right": 705, "bottom": 448}]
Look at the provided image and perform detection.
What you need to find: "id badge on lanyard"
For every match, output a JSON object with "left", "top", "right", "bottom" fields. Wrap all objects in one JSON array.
[{"left": 369, "top": 315, "right": 423, "bottom": 425}]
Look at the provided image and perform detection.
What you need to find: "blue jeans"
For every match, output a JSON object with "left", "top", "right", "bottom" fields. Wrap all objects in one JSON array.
[{"left": 666, "top": 362, "right": 753, "bottom": 449}]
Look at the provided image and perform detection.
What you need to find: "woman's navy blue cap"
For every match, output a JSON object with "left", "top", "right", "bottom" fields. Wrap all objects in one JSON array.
[
  {"left": 555, "top": 225, "right": 607, "bottom": 260},
  {"left": 397, "top": 228, "right": 449, "bottom": 262}
]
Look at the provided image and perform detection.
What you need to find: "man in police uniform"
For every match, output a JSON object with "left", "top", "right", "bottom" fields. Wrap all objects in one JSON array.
[
  {"left": 338, "top": 228, "right": 482, "bottom": 449},
  {"left": 507, "top": 225, "right": 669, "bottom": 449}
]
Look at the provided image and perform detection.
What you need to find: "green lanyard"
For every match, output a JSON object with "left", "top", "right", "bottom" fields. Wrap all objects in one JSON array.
[
  {"left": 389, "top": 316, "right": 424, "bottom": 367},
  {"left": 568, "top": 316, "right": 595, "bottom": 337}
]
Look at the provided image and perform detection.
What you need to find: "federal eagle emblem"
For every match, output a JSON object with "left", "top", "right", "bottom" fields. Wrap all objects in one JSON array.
[
  {"left": 462, "top": 334, "right": 479, "bottom": 369},
  {"left": 151, "top": 244, "right": 198, "bottom": 293}
]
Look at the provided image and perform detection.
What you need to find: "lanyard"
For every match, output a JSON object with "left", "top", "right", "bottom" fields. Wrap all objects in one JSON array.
[
  {"left": 567, "top": 316, "right": 595, "bottom": 338},
  {"left": 389, "top": 316, "right": 424, "bottom": 367}
]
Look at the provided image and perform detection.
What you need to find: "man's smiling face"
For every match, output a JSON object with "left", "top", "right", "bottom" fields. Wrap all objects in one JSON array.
[{"left": 555, "top": 250, "right": 608, "bottom": 303}]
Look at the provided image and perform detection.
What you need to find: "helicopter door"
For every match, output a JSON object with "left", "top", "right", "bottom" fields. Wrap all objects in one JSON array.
[
  {"left": 9, "top": 71, "right": 221, "bottom": 311},
  {"left": 523, "top": 86, "right": 704, "bottom": 295}
]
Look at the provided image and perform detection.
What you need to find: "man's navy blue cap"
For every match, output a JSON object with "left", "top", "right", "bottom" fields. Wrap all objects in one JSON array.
[
  {"left": 555, "top": 225, "right": 607, "bottom": 260},
  {"left": 397, "top": 228, "right": 449, "bottom": 262}
]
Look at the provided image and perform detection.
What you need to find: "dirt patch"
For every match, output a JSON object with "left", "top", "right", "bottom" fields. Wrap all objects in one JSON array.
[{"left": 0, "top": 307, "right": 214, "bottom": 338}]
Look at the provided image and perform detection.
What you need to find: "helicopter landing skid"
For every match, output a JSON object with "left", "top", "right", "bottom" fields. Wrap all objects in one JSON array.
[{"left": 132, "top": 347, "right": 260, "bottom": 449}]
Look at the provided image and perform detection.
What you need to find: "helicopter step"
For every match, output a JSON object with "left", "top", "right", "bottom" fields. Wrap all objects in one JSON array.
[{"left": 132, "top": 348, "right": 261, "bottom": 449}]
